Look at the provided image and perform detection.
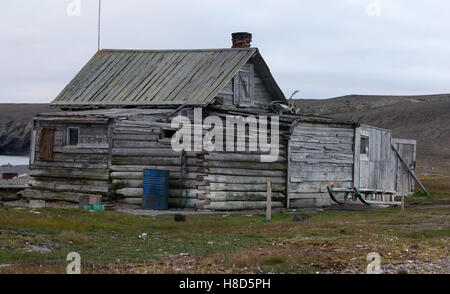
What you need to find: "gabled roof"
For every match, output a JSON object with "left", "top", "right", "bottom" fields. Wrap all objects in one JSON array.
[{"left": 51, "top": 48, "right": 285, "bottom": 108}]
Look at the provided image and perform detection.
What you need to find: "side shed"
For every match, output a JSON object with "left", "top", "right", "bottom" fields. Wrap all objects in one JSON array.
[{"left": 287, "top": 122, "right": 417, "bottom": 208}]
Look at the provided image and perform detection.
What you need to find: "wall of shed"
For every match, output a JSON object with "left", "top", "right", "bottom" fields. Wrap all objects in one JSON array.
[
  {"left": 287, "top": 122, "right": 355, "bottom": 208},
  {"left": 353, "top": 125, "right": 395, "bottom": 192},
  {"left": 353, "top": 125, "right": 416, "bottom": 196}
]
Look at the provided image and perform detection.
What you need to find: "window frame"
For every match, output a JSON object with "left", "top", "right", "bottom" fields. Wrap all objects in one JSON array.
[
  {"left": 233, "top": 65, "right": 255, "bottom": 107},
  {"left": 66, "top": 127, "right": 80, "bottom": 146},
  {"left": 360, "top": 135, "right": 369, "bottom": 158}
]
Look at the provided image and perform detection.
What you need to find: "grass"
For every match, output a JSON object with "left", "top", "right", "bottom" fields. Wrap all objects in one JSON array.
[
  {"left": 0, "top": 167, "right": 448, "bottom": 274},
  {"left": 0, "top": 191, "right": 448, "bottom": 274}
]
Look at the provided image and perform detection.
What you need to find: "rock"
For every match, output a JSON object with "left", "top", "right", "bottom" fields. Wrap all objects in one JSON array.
[
  {"left": 29, "top": 200, "right": 45, "bottom": 208},
  {"left": 174, "top": 214, "right": 187, "bottom": 222},
  {"left": 291, "top": 214, "right": 309, "bottom": 222}
]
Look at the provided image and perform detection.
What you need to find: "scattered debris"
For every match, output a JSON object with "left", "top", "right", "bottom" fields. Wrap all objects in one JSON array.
[
  {"left": 174, "top": 214, "right": 187, "bottom": 222},
  {"left": 139, "top": 233, "right": 147, "bottom": 240},
  {"left": 291, "top": 214, "right": 310, "bottom": 222}
]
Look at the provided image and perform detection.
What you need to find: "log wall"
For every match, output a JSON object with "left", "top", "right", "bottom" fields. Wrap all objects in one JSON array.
[
  {"left": 29, "top": 120, "right": 111, "bottom": 197},
  {"left": 110, "top": 118, "right": 206, "bottom": 208}
]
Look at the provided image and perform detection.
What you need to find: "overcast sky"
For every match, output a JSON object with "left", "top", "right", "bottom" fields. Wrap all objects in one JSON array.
[{"left": 1, "top": 0, "right": 450, "bottom": 103}]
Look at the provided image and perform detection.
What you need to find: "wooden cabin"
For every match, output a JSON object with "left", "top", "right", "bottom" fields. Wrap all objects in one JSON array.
[{"left": 23, "top": 33, "right": 418, "bottom": 210}]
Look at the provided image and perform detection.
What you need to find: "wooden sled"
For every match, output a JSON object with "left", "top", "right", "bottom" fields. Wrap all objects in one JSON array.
[{"left": 327, "top": 185, "right": 401, "bottom": 206}]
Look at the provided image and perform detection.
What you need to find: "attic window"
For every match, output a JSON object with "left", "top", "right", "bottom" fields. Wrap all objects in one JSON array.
[
  {"left": 233, "top": 67, "right": 254, "bottom": 107},
  {"left": 67, "top": 127, "right": 79, "bottom": 146},
  {"left": 161, "top": 129, "right": 176, "bottom": 139},
  {"left": 360, "top": 136, "right": 369, "bottom": 155}
]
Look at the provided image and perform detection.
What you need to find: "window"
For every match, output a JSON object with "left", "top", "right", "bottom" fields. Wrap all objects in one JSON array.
[
  {"left": 160, "top": 129, "right": 176, "bottom": 139},
  {"left": 67, "top": 127, "right": 79, "bottom": 146},
  {"left": 360, "top": 136, "right": 369, "bottom": 155},
  {"left": 233, "top": 67, "right": 254, "bottom": 107}
]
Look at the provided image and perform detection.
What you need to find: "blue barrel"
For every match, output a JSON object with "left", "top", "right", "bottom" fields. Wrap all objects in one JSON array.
[{"left": 143, "top": 169, "right": 169, "bottom": 210}]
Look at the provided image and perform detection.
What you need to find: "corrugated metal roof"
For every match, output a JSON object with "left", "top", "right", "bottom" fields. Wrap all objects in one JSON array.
[{"left": 51, "top": 48, "right": 258, "bottom": 107}]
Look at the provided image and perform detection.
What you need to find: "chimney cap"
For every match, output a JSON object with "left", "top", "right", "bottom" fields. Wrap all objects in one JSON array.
[
  {"left": 232, "top": 32, "right": 252, "bottom": 38},
  {"left": 231, "top": 32, "right": 253, "bottom": 48}
]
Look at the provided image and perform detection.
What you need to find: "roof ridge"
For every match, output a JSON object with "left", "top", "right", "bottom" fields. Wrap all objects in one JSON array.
[{"left": 99, "top": 48, "right": 258, "bottom": 53}]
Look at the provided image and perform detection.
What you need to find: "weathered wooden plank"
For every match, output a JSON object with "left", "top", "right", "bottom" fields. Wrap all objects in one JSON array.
[
  {"left": 208, "top": 191, "right": 285, "bottom": 201},
  {"left": 113, "top": 140, "right": 163, "bottom": 148},
  {"left": 112, "top": 134, "right": 160, "bottom": 141},
  {"left": 30, "top": 180, "right": 108, "bottom": 193},
  {"left": 113, "top": 127, "right": 160, "bottom": 135},
  {"left": 29, "top": 167, "right": 110, "bottom": 180},
  {"left": 111, "top": 171, "right": 201, "bottom": 180},
  {"left": 203, "top": 201, "right": 283, "bottom": 211},
  {"left": 34, "top": 160, "right": 108, "bottom": 170},
  {"left": 207, "top": 168, "right": 285, "bottom": 177},
  {"left": 110, "top": 165, "right": 197, "bottom": 173},
  {"left": 206, "top": 175, "right": 286, "bottom": 184},
  {"left": 289, "top": 181, "right": 353, "bottom": 193},
  {"left": 52, "top": 153, "right": 109, "bottom": 163},
  {"left": 18, "top": 188, "right": 99, "bottom": 203},
  {"left": 206, "top": 160, "right": 286, "bottom": 170},
  {"left": 112, "top": 179, "right": 201, "bottom": 189},
  {"left": 116, "top": 188, "right": 205, "bottom": 198},
  {"left": 209, "top": 183, "right": 285, "bottom": 192},
  {"left": 288, "top": 193, "right": 328, "bottom": 200},
  {"left": 205, "top": 153, "right": 285, "bottom": 163},
  {"left": 111, "top": 148, "right": 182, "bottom": 157},
  {"left": 112, "top": 156, "right": 181, "bottom": 166},
  {"left": 290, "top": 172, "right": 352, "bottom": 182}
]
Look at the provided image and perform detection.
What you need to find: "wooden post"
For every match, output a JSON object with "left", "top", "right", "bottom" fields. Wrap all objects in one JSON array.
[
  {"left": 266, "top": 178, "right": 272, "bottom": 221},
  {"left": 401, "top": 195, "right": 405, "bottom": 212}
]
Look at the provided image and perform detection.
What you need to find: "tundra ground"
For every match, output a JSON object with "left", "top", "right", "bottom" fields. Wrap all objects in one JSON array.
[{"left": 0, "top": 187, "right": 448, "bottom": 274}]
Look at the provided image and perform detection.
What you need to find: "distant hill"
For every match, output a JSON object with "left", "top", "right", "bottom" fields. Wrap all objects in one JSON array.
[
  {"left": 0, "top": 96, "right": 449, "bottom": 162},
  {"left": 0, "top": 104, "right": 53, "bottom": 155},
  {"left": 294, "top": 94, "right": 450, "bottom": 162}
]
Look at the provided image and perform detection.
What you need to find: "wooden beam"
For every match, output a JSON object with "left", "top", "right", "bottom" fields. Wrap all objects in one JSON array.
[
  {"left": 391, "top": 143, "right": 430, "bottom": 198},
  {"left": 266, "top": 178, "right": 272, "bottom": 221}
]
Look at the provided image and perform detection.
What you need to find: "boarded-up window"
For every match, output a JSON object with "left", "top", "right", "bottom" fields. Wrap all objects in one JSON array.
[
  {"left": 360, "top": 136, "right": 369, "bottom": 155},
  {"left": 67, "top": 127, "right": 79, "bottom": 146},
  {"left": 233, "top": 69, "right": 254, "bottom": 107},
  {"left": 38, "top": 128, "right": 55, "bottom": 161}
]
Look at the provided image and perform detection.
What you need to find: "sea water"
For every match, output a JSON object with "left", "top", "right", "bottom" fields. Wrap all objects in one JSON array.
[{"left": 0, "top": 155, "right": 29, "bottom": 166}]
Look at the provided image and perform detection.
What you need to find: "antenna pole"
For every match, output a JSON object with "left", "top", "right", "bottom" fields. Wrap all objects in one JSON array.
[{"left": 98, "top": 0, "right": 101, "bottom": 51}]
